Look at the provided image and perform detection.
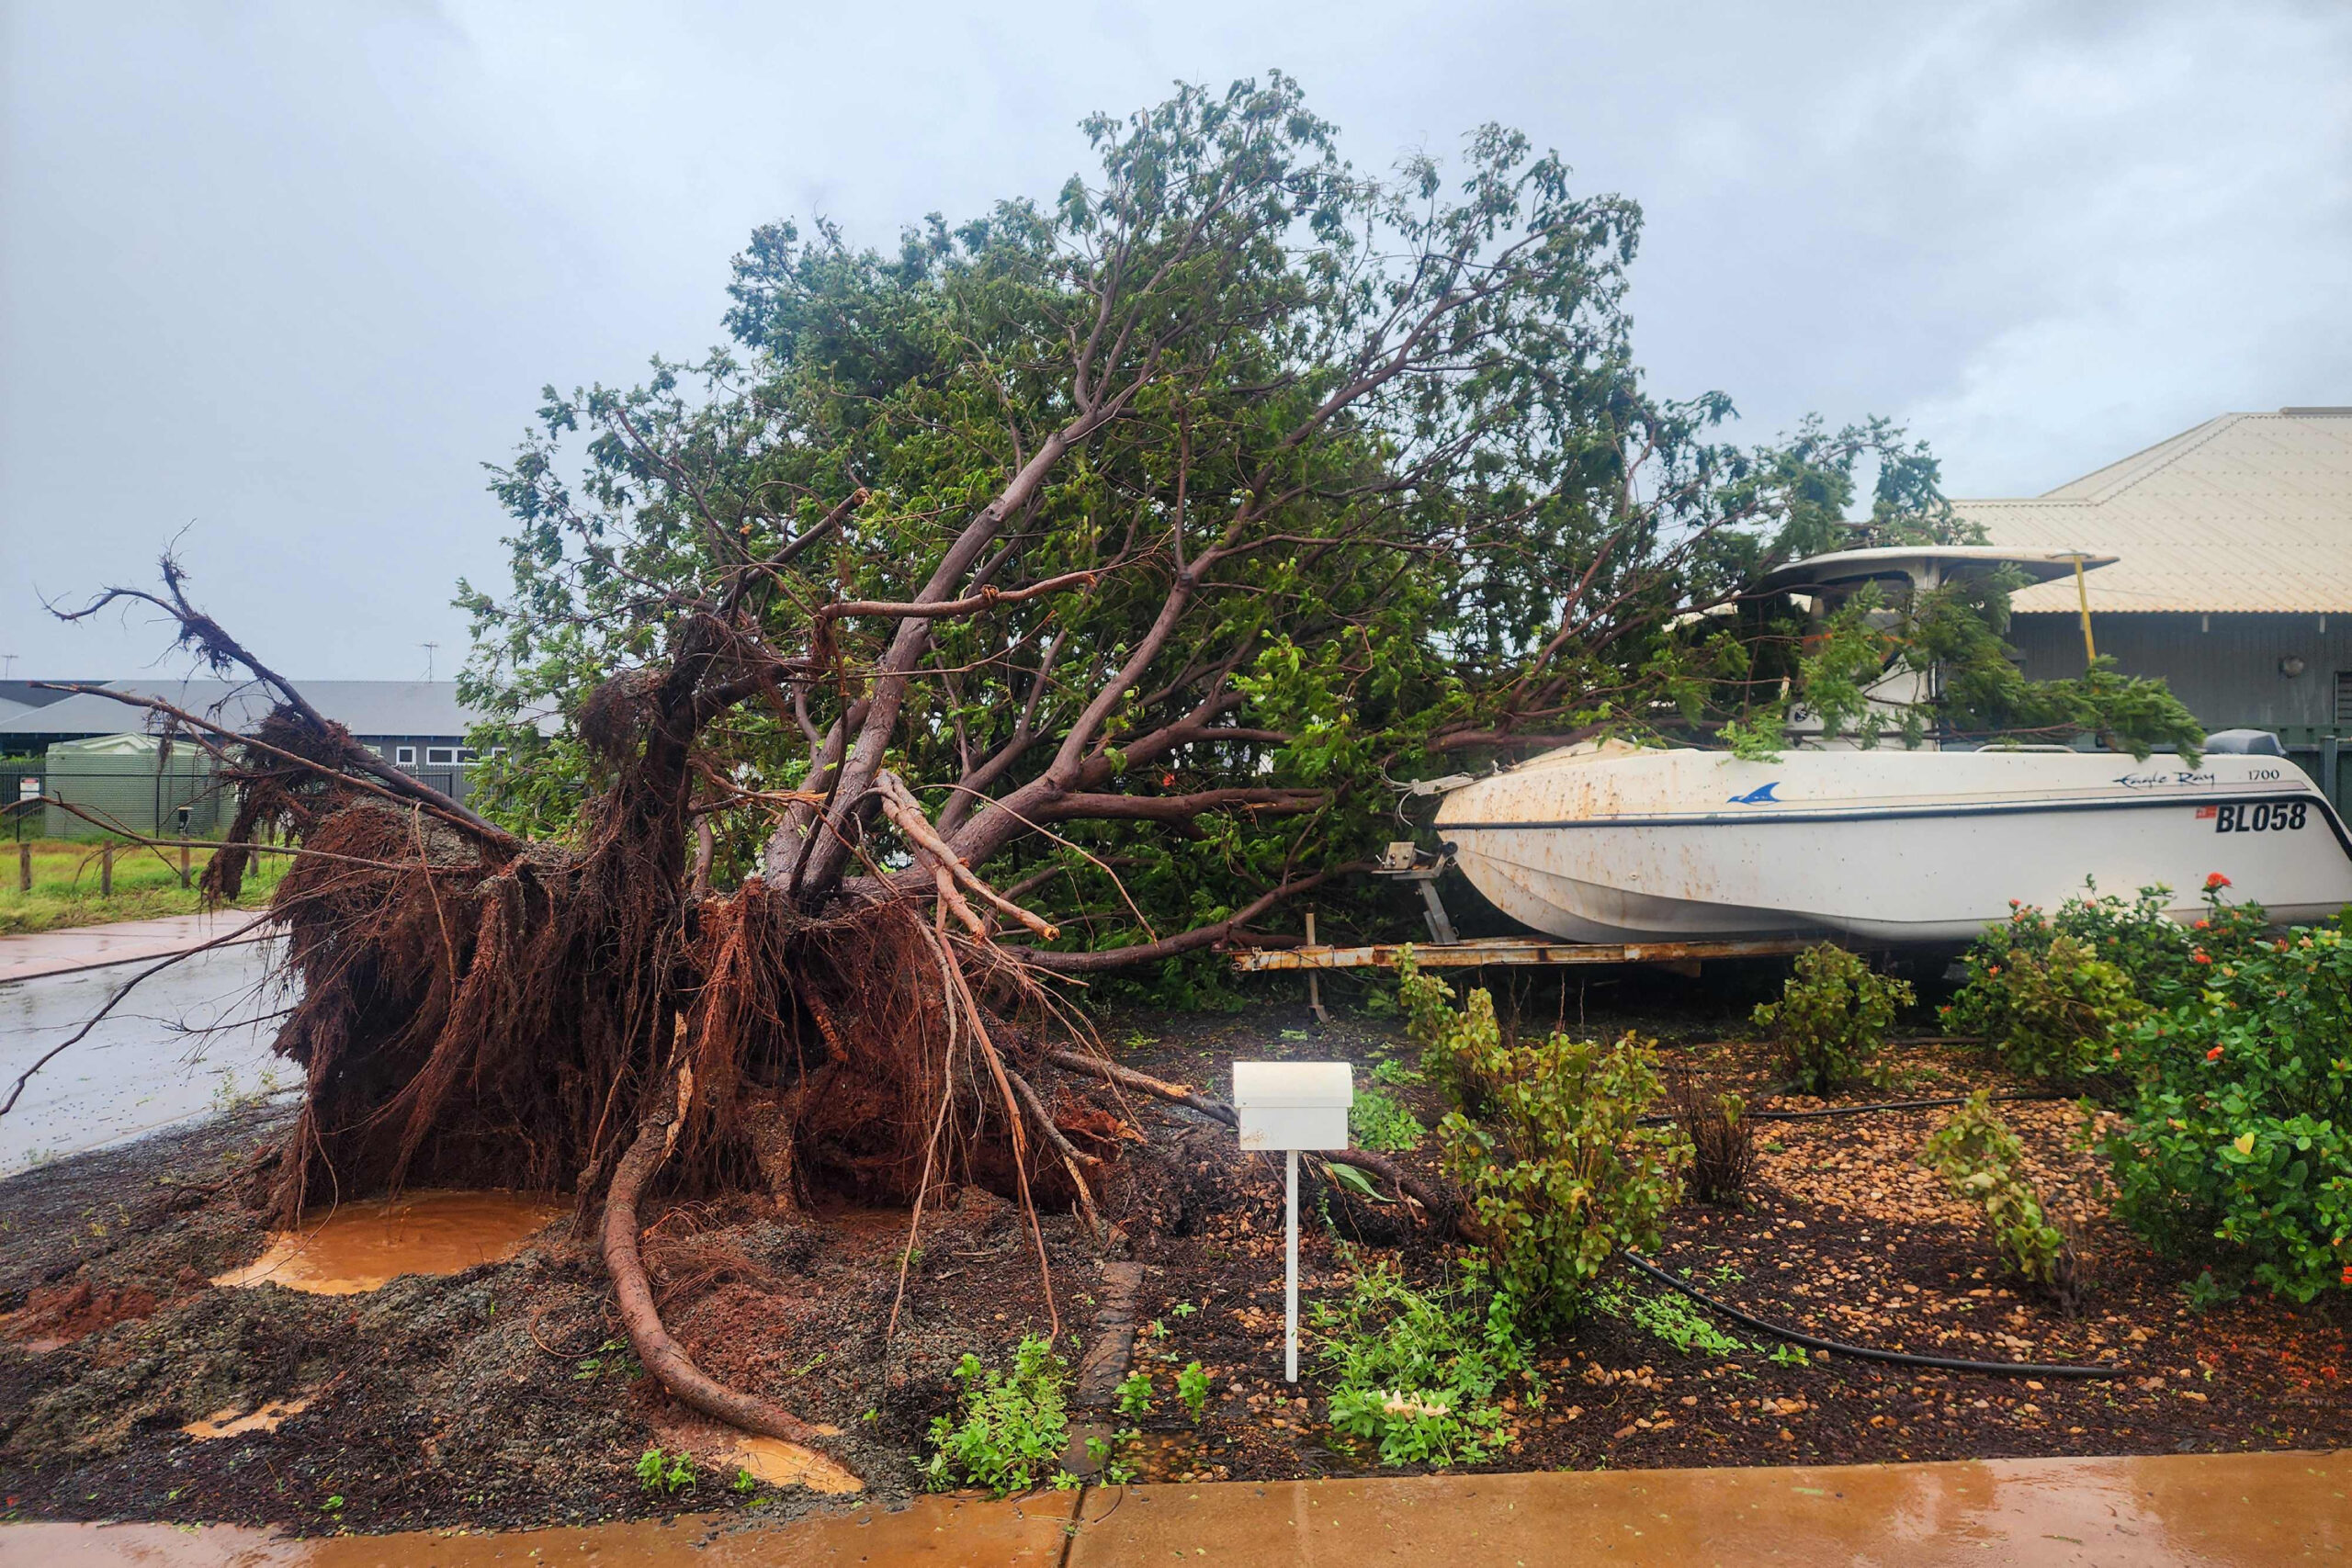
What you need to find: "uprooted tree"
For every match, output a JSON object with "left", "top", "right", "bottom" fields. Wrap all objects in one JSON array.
[{"left": 36, "top": 75, "right": 2201, "bottom": 1461}]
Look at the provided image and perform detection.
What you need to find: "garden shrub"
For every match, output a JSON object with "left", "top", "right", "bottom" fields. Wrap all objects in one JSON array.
[
  {"left": 1947, "top": 877, "right": 2271, "bottom": 1079},
  {"left": 1752, "top": 943, "right": 1913, "bottom": 1094},
  {"left": 2103, "top": 921, "right": 2352, "bottom": 1303},
  {"left": 1919, "top": 1088, "right": 2028, "bottom": 1179},
  {"left": 1314, "top": 1255, "right": 1533, "bottom": 1467},
  {"left": 1400, "top": 956, "right": 1690, "bottom": 1328},
  {"left": 922, "top": 1335, "right": 1075, "bottom": 1495},
  {"left": 1947, "top": 913, "right": 2144, "bottom": 1081},
  {"left": 1920, "top": 1090, "right": 2077, "bottom": 1303},
  {"left": 1402, "top": 947, "right": 1489, "bottom": 1111},
  {"left": 1666, "top": 1071, "right": 1753, "bottom": 1207}
]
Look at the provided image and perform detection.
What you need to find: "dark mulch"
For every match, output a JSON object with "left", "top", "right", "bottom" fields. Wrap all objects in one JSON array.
[{"left": 2, "top": 964, "right": 2345, "bottom": 1533}]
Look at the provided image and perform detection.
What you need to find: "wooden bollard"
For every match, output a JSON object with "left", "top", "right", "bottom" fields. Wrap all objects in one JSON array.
[
  {"left": 101, "top": 842, "right": 114, "bottom": 897},
  {"left": 180, "top": 843, "right": 192, "bottom": 889},
  {"left": 16, "top": 841, "right": 28, "bottom": 895},
  {"left": 1304, "top": 909, "right": 1329, "bottom": 1025}
]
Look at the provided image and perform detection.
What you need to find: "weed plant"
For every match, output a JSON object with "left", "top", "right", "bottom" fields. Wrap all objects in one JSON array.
[
  {"left": 922, "top": 1335, "right": 1076, "bottom": 1495},
  {"left": 1313, "top": 1255, "right": 1534, "bottom": 1467},
  {"left": 1348, "top": 1085, "right": 1426, "bottom": 1152},
  {"left": 1589, "top": 1279, "right": 1752, "bottom": 1357},
  {"left": 1113, "top": 1368, "right": 1153, "bottom": 1417},
  {"left": 634, "top": 1448, "right": 696, "bottom": 1495},
  {"left": 1175, "top": 1360, "right": 1210, "bottom": 1421}
]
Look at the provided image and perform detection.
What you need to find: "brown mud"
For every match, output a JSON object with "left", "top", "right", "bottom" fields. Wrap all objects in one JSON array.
[{"left": 2, "top": 969, "right": 2347, "bottom": 1537}]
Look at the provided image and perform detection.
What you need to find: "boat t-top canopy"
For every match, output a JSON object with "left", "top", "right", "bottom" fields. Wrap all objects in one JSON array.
[{"left": 1749, "top": 546, "right": 2117, "bottom": 599}]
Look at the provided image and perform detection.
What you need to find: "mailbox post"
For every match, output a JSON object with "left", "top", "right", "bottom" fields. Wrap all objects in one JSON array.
[{"left": 1231, "top": 1061, "right": 1352, "bottom": 1382}]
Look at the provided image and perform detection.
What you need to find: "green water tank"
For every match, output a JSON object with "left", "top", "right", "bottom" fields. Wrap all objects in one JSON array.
[{"left": 40, "top": 733, "right": 227, "bottom": 840}]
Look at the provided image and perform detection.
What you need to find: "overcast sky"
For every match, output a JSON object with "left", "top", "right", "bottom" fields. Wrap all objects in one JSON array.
[{"left": 5, "top": 0, "right": 2347, "bottom": 681}]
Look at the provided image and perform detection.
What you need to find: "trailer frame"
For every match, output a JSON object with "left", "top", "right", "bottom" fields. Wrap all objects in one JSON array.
[{"left": 1229, "top": 934, "right": 1819, "bottom": 976}]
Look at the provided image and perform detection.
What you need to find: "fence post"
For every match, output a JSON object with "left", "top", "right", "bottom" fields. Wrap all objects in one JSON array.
[{"left": 101, "top": 842, "right": 115, "bottom": 897}]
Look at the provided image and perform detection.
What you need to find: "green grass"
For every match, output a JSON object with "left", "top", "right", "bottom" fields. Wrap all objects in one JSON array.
[{"left": 0, "top": 837, "right": 288, "bottom": 934}]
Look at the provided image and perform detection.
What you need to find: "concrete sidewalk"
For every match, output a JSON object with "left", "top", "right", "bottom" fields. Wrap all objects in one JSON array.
[
  {"left": 0, "top": 909, "right": 274, "bottom": 985},
  {"left": 9, "top": 1450, "right": 2346, "bottom": 1565},
  {"left": 1065, "top": 1448, "right": 2350, "bottom": 1564}
]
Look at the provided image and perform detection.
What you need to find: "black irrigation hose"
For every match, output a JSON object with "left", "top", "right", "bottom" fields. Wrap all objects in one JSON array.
[
  {"left": 1637, "top": 1089, "right": 2078, "bottom": 1127},
  {"left": 1747, "top": 1089, "right": 2081, "bottom": 1123},
  {"left": 1620, "top": 1253, "right": 2121, "bottom": 1380}
]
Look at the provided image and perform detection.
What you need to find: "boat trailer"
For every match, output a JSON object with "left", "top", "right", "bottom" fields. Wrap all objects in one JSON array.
[
  {"left": 1230, "top": 933, "right": 1817, "bottom": 975},
  {"left": 1230, "top": 840, "right": 1815, "bottom": 982}
]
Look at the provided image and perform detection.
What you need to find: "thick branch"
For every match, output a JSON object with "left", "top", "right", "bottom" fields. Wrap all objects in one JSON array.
[
  {"left": 1018, "top": 863, "right": 1359, "bottom": 973},
  {"left": 1428, "top": 724, "right": 1610, "bottom": 754},
  {"left": 876, "top": 772, "right": 1060, "bottom": 942},
  {"left": 1035, "top": 787, "right": 1326, "bottom": 823},
  {"left": 813, "top": 567, "right": 1100, "bottom": 626}
]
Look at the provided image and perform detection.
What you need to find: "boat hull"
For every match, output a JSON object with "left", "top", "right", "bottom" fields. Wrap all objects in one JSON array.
[{"left": 1431, "top": 748, "right": 2352, "bottom": 945}]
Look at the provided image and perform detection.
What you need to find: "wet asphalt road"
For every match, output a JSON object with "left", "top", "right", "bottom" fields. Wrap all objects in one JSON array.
[{"left": 0, "top": 941, "right": 292, "bottom": 1177}]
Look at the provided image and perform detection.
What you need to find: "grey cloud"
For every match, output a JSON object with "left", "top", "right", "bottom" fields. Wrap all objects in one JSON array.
[{"left": 4, "top": 0, "right": 2345, "bottom": 677}]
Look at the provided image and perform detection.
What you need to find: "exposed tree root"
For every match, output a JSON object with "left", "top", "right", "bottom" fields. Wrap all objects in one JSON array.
[
  {"left": 602, "top": 1067, "right": 842, "bottom": 1455},
  {"left": 35, "top": 564, "right": 1380, "bottom": 1449}
]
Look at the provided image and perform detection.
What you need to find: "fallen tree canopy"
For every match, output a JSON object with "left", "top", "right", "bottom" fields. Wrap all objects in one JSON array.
[{"left": 28, "top": 75, "right": 2209, "bottom": 1465}]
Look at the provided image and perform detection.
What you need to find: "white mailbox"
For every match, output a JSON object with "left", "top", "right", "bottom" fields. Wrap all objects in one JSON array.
[
  {"left": 1232, "top": 1061, "right": 1353, "bottom": 1151},
  {"left": 1232, "top": 1060, "right": 1353, "bottom": 1384}
]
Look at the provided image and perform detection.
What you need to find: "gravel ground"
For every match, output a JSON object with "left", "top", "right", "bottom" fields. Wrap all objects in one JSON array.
[{"left": 2, "top": 967, "right": 2345, "bottom": 1532}]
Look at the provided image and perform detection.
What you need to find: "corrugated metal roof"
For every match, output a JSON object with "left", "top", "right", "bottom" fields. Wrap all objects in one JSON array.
[
  {"left": 1953, "top": 409, "right": 2352, "bottom": 614},
  {"left": 0, "top": 681, "right": 483, "bottom": 740}
]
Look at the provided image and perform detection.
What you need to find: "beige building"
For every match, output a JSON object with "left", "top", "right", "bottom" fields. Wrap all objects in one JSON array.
[{"left": 1956, "top": 410, "right": 2352, "bottom": 765}]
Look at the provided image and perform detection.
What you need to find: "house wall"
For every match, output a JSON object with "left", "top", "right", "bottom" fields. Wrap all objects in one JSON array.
[
  {"left": 352, "top": 733, "right": 477, "bottom": 806},
  {"left": 2010, "top": 611, "right": 2352, "bottom": 732}
]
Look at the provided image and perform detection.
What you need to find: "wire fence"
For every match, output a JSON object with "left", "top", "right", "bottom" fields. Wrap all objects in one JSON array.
[{"left": 1, "top": 760, "right": 474, "bottom": 841}]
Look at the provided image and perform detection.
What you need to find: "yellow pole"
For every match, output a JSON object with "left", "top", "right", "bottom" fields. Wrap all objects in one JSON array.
[{"left": 2071, "top": 555, "right": 2097, "bottom": 666}]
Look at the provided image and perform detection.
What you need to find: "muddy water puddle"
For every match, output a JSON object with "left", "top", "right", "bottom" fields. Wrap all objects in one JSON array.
[
  {"left": 651, "top": 1415, "right": 865, "bottom": 1497},
  {"left": 729, "top": 1436, "right": 865, "bottom": 1495},
  {"left": 210, "top": 1190, "right": 570, "bottom": 1294},
  {"left": 180, "top": 1399, "right": 312, "bottom": 1440}
]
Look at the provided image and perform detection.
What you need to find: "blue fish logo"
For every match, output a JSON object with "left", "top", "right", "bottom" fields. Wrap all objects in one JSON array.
[{"left": 1726, "top": 782, "right": 1781, "bottom": 805}]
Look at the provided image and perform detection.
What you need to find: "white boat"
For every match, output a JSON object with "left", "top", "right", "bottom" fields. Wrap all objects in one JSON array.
[{"left": 1431, "top": 741, "right": 2352, "bottom": 945}]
